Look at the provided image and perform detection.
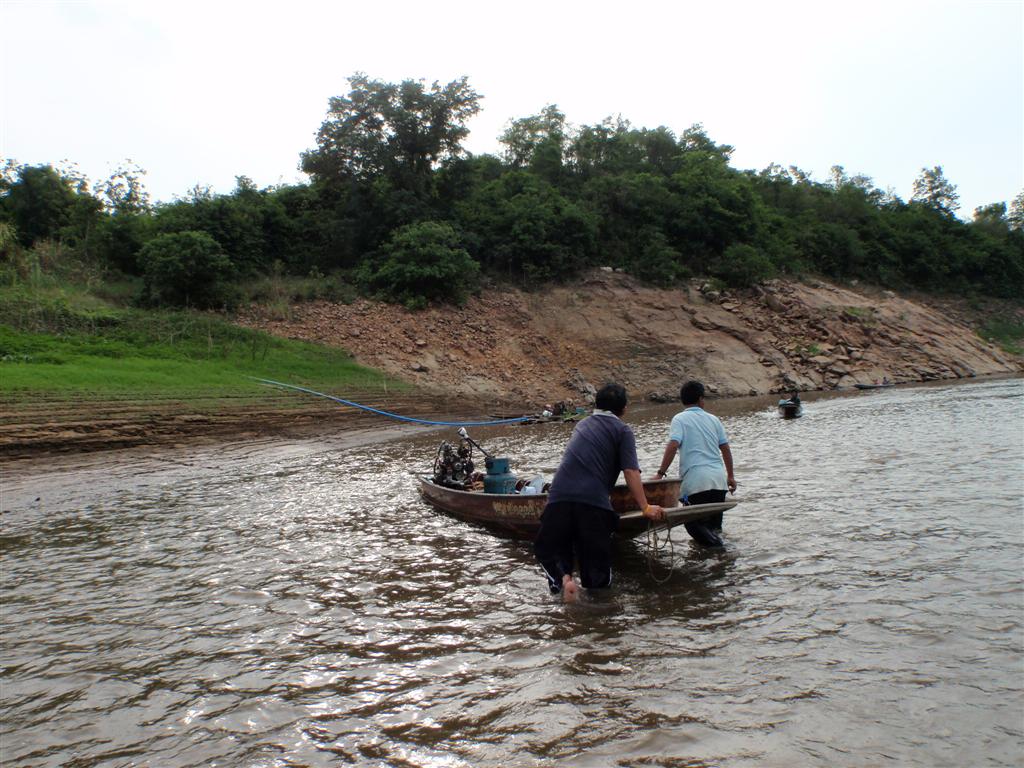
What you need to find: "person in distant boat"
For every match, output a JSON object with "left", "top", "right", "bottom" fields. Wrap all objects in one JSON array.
[
  {"left": 790, "top": 390, "right": 800, "bottom": 404},
  {"left": 654, "top": 380, "right": 736, "bottom": 548},
  {"left": 534, "top": 383, "right": 665, "bottom": 602},
  {"left": 882, "top": 376, "right": 890, "bottom": 386}
]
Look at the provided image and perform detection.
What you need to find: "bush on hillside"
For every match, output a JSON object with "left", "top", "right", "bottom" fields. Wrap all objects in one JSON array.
[
  {"left": 356, "top": 221, "right": 479, "bottom": 309},
  {"left": 138, "top": 231, "right": 235, "bottom": 309},
  {"left": 628, "top": 229, "right": 691, "bottom": 285},
  {"left": 709, "top": 243, "right": 776, "bottom": 287}
]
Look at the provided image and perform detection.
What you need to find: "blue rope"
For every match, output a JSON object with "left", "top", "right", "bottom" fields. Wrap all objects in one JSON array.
[{"left": 252, "top": 378, "right": 531, "bottom": 426}]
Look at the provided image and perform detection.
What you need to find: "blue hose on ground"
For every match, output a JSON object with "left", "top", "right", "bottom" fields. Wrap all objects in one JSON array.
[{"left": 252, "top": 377, "right": 532, "bottom": 427}]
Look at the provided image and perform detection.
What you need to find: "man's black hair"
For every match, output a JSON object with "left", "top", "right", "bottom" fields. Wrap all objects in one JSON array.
[
  {"left": 595, "top": 382, "right": 628, "bottom": 416},
  {"left": 680, "top": 380, "right": 705, "bottom": 406}
]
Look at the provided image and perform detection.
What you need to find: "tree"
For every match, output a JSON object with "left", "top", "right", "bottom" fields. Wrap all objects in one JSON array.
[
  {"left": 567, "top": 116, "right": 645, "bottom": 179},
  {"left": 457, "top": 172, "right": 597, "bottom": 282},
  {"left": 797, "top": 222, "right": 866, "bottom": 279},
  {"left": 709, "top": 243, "right": 776, "bottom": 287},
  {"left": 565, "top": 120, "right": 687, "bottom": 181},
  {"left": 1, "top": 164, "right": 81, "bottom": 245},
  {"left": 972, "top": 202, "right": 1008, "bottom": 234},
  {"left": 679, "top": 123, "right": 734, "bottom": 169},
  {"left": 581, "top": 172, "right": 679, "bottom": 269},
  {"left": 911, "top": 166, "right": 960, "bottom": 217},
  {"left": 153, "top": 180, "right": 296, "bottom": 277},
  {"left": 138, "top": 231, "right": 234, "bottom": 308},
  {"left": 828, "top": 165, "right": 876, "bottom": 194},
  {"left": 628, "top": 228, "right": 689, "bottom": 286},
  {"left": 301, "top": 73, "right": 482, "bottom": 200},
  {"left": 0, "top": 163, "right": 103, "bottom": 253},
  {"left": 95, "top": 161, "right": 150, "bottom": 214},
  {"left": 500, "top": 104, "right": 566, "bottom": 170},
  {"left": 668, "top": 160, "right": 758, "bottom": 264},
  {"left": 1008, "top": 191, "right": 1024, "bottom": 231},
  {"left": 356, "top": 221, "right": 478, "bottom": 308}
]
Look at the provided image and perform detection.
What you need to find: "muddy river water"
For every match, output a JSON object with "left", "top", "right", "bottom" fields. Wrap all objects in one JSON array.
[{"left": 2, "top": 378, "right": 1022, "bottom": 767}]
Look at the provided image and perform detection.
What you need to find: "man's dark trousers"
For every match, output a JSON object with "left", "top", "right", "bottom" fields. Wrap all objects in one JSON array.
[
  {"left": 683, "top": 489, "right": 726, "bottom": 547},
  {"left": 534, "top": 501, "right": 618, "bottom": 592}
]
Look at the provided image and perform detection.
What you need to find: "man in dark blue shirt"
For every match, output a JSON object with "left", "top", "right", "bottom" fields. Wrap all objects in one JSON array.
[{"left": 534, "top": 383, "right": 665, "bottom": 601}]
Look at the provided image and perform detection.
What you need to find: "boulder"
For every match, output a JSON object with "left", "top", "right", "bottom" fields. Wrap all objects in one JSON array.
[
  {"left": 647, "top": 392, "right": 676, "bottom": 403},
  {"left": 691, "top": 313, "right": 719, "bottom": 331}
]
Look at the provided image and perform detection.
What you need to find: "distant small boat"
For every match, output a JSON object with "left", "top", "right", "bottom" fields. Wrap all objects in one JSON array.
[
  {"left": 854, "top": 382, "right": 894, "bottom": 390},
  {"left": 418, "top": 476, "right": 736, "bottom": 540},
  {"left": 777, "top": 398, "right": 803, "bottom": 419}
]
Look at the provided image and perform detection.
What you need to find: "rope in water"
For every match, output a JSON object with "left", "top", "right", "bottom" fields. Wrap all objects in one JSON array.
[
  {"left": 252, "top": 377, "right": 532, "bottom": 427},
  {"left": 644, "top": 521, "right": 679, "bottom": 584}
]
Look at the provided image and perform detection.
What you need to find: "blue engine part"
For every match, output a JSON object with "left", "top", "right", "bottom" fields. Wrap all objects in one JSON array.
[{"left": 483, "top": 456, "right": 517, "bottom": 494}]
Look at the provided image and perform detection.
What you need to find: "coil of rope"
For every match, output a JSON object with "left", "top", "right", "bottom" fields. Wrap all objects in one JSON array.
[{"left": 644, "top": 520, "right": 679, "bottom": 584}]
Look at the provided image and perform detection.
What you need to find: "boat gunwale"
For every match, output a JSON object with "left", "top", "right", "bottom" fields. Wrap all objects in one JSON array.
[{"left": 417, "top": 474, "right": 681, "bottom": 503}]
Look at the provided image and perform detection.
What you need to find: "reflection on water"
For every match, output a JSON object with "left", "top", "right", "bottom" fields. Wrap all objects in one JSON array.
[{"left": 2, "top": 378, "right": 1022, "bottom": 766}]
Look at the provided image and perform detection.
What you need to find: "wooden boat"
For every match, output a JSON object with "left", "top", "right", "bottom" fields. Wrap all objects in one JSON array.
[
  {"left": 854, "top": 382, "right": 894, "bottom": 390},
  {"left": 418, "top": 476, "right": 736, "bottom": 539},
  {"left": 777, "top": 398, "right": 803, "bottom": 419}
]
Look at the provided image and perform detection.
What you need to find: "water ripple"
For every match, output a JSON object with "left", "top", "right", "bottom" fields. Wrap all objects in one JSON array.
[{"left": 2, "top": 378, "right": 1022, "bottom": 766}]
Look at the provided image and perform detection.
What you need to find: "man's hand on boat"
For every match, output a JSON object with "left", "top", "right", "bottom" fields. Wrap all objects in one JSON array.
[
  {"left": 643, "top": 504, "right": 666, "bottom": 522},
  {"left": 624, "top": 469, "right": 665, "bottom": 523}
]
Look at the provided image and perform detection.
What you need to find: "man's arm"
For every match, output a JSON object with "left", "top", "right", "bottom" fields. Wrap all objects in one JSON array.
[
  {"left": 720, "top": 443, "right": 736, "bottom": 493},
  {"left": 655, "top": 440, "right": 679, "bottom": 478},
  {"left": 623, "top": 468, "right": 664, "bottom": 521}
]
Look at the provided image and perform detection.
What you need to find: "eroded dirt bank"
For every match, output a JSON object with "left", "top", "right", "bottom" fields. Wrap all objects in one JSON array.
[
  {"left": 1, "top": 274, "right": 1019, "bottom": 461},
  {"left": 238, "top": 272, "right": 1022, "bottom": 407}
]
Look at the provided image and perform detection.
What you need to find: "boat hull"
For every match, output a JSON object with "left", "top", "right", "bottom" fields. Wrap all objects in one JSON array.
[{"left": 418, "top": 476, "right": 714, "bottom": 539}]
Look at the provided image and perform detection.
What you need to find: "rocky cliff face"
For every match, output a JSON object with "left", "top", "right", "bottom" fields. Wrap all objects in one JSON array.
[{"left": 237, "top": 272, "right": 1021, "bottom": 407}]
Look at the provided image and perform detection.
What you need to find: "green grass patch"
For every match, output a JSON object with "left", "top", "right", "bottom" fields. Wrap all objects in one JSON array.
[
  {"left": 978, "top": 317, "right": 1024, "bottom": 356},
  {"left": 797, "top": 342, "right": 822, "bottom": 356},
  {"left": 0, "top": 289, "right": 403, "bottom": 400}
]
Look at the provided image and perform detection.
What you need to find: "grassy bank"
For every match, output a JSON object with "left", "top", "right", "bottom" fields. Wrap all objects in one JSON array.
[
  {"left": 0, "top": 279, "right": 401, "bottom": 403},
  {"left": 979, "top": 316, "right": 1024, "bottom": 357}
]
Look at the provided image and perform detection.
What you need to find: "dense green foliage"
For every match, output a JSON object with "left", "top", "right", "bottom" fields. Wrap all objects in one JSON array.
[
  {"left": 2, "top": 75, "right": 1022, "bottom": 310},
  {"left": 357, "top": 221, "right": 479, "bottom": 308},
  {"left": 138, "top": 230, "right": 234, "bottom": 308}
]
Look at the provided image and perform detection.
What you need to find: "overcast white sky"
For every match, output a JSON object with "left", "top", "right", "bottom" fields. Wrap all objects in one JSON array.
[{"left": 2, "top": 0, "right": 1022, "bottom": 218}]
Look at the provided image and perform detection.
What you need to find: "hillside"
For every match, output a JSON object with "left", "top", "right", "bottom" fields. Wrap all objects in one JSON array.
[{"left": 237, "top": 272, "right": 1022, "bottom": 408}]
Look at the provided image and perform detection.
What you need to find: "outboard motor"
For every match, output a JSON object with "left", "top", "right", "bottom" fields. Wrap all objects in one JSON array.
[{"left": 432, "top": 441, "right": 475, "bottom": 489}]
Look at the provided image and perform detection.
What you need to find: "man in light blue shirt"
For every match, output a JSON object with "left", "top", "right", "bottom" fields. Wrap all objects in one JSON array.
[{"left": 654, "top": 380, "right": 736, "bottom": 547}]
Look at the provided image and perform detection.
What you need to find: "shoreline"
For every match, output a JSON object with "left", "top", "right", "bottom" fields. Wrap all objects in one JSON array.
[
  {"left": 3, "top": 274, "right": 1020, "bottom": 465},
  {"left": 3, "top": 372, "right": 1019, "bottom": 479}
]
